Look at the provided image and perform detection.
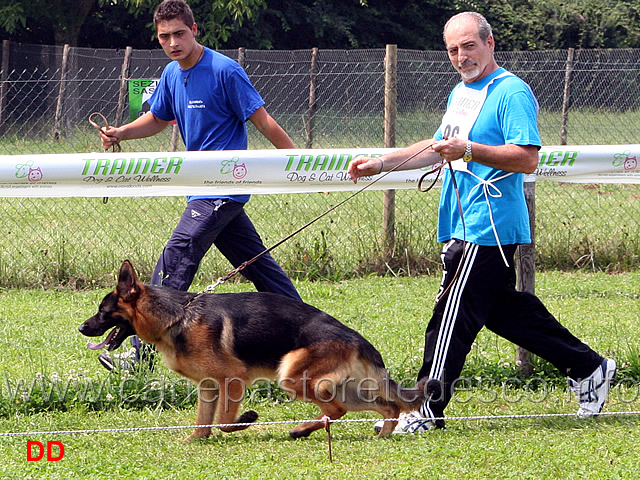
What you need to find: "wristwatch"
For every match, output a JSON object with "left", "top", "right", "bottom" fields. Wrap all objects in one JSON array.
[{"left": 463, "top": 140, "right": 473, "bottom": 163}]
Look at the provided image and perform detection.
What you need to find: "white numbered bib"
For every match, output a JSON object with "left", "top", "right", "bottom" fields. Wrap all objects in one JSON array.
[{"left": 439, "top": 72, "right": 512, "bottom": 171}]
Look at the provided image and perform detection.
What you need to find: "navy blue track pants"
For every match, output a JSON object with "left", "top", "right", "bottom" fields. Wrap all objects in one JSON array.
[{"left": 151, "top": 198, "right": 300, "bottom": 300}]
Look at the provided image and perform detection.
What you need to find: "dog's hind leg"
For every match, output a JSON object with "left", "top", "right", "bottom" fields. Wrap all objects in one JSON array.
[
  {"left": 289, "top": 402, "right": 347, "bottom": 439},
  {"left": 280, "top": 376, "right": 348, "bottom": 439},
  {"left": 375, "top": 404, "right": 400, "bottom": 437},
  {"left": 279, "top": 348, "right": 355, "bottom": 438}
]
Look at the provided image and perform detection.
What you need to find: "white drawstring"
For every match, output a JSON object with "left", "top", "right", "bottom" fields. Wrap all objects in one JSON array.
[{"left": 464, "top": 170, "right": 514, "bottom": 267}]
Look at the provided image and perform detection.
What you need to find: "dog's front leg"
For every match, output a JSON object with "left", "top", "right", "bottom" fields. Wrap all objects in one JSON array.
[
  {"left": 217, "top": 375, "right": 258, "bottom": 433},
  {"left": 184, "top": 378, "right": 219, "bottom": 442}
]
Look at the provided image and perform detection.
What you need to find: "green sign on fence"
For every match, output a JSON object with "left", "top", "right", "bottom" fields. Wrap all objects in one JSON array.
[{"left": 128, "top": 79, "right": 158, "bottom": 123}]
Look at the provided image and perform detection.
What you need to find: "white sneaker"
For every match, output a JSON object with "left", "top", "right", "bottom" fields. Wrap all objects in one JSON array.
[
  {"left": 373, "top": 412, "right": 416, "bottom": 433},
  {"left": 374, "top": 411, "right": 443, "bottom": 434},
  {"left": 393, "top": 411, "right": 440, "bottom": 433},
  {"left": 570, "top": 358, "right": 616, "bottom": 418}
]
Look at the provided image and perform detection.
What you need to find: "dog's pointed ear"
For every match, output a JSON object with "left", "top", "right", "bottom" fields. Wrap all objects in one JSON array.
[{"left": 117, "top": 260, "right": 141, "bottom": 303}]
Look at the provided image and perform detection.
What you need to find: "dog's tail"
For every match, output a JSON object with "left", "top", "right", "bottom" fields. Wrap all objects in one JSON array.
[{"left": 387, "top": 376, "right": 442, "bottom": 412}]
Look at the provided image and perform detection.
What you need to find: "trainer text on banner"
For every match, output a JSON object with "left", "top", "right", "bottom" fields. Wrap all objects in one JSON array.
[{"left": 0, "top": 146, "right": 638, "bottom": 198}]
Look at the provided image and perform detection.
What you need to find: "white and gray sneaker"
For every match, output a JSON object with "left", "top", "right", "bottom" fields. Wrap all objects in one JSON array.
[
  {"left": 569, "top": 358, "right": 617, "bottom": 418},
  {"left": 374, "top": 411, "right": 444, "bottom": 434},
  {"left": 393, "top": 411, "right": 442, "bottom": 433}
]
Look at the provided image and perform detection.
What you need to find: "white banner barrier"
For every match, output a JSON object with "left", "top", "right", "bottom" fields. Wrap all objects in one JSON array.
[{"left": 0, "top": 145, "right": 639, "bottom": 198}]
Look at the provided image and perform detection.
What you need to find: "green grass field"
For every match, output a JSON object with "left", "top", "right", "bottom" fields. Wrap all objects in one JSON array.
[{"left": 1, "top": 272, "right": 639, "bottom": 478}]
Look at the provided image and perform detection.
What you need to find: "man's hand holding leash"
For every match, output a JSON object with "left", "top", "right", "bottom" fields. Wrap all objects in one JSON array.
[
  {"left": 99, "top": 126, "right": 122, "bottom": 151},
  {"left": 348, "top": 138, "right": 451, "bottom": 184}
]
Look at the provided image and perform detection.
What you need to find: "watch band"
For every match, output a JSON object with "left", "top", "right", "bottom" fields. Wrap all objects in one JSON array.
[{"left": 463, "top": 140, "right": 473, "bottom": 162}]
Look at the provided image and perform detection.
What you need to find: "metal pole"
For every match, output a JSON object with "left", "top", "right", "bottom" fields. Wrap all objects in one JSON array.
[
  {"left": 0, "top": 40, "right": 10, "bottom": 136},
  {"left": 115, "top": 46, "right": 133, "bottom": 127}
]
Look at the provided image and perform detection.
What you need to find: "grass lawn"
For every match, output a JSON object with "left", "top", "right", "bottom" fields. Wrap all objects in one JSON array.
[{"left": 1, "top": 272, "right": 639, "bottom": 478}]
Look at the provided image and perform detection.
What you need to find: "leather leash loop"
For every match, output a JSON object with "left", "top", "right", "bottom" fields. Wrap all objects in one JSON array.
[
  {"left": 88, "top": 112, "right": 122, "bottom": 153},
  {"left": 88, "top": 112, "right": 121, "bottom": 204}
]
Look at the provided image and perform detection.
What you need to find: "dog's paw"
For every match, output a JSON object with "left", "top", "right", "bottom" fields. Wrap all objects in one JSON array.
[
  {"left": 237, "top": 410, "right": 259, "bottom": 424},
  {"left": 183, "top": 426, "right": 212, "bottom": 442},
  {"left": 183, "top": 433, "right": 208, "bottom": 443},
  {"left": 289, "top": 428, "right": 312, "bottom": 439}
]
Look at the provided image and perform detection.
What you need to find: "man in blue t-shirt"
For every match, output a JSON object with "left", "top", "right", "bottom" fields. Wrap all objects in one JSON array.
[
  {"left": 348, "top": 12, "right": 615, "bottom": 432},
  {"left": 98, "top": 0, "right": 300, "bottom": 370}
]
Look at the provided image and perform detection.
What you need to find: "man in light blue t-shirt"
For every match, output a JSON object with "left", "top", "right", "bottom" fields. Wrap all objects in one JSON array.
[
  {"left": 349, "top": 12, "right": 615, "bottom": 433},
  {"left": 98, "top": 0, "right": 300, "bottom": 370}
]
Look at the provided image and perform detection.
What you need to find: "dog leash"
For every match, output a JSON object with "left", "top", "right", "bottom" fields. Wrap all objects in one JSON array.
[
  {"left": 89, "top": 112, "right": 122, "bottom": 152},
  {"left": 195, "top": 142, "right": 440, "bottom": 297},
  {"left": 84, "top": 111, "right": 475, "bottom": 310},
  {"left": 89, "top": 112, "right": 121, "bottom": 205}
]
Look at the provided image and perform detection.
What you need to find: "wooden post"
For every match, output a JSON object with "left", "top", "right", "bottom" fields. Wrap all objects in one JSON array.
[
  {"left": 53, "top": 44, "right": 70, "bottom": 140},
  {"left": 383, "top": 45, "right": 398, "bottom": 257},
  {"left": 0, "top": 40, "right": 10, "bottom": 136},
  {"left": 237, "top": 47, "right": 245, "bottom": 68},
  {"left": 306, "top": 47, "right": 319, "bottom": 148},
  {"left": 516, "top": 179, "right": 536, "bottom": 376},
  {"left": 170, "top": 124, "right": 180, "bottom": 152},
  {"left": 560, "top": 48, "right": 574, "bottom": 145},
  {"left": 115, "top": 46, "right": 132, "bottom": 127}
]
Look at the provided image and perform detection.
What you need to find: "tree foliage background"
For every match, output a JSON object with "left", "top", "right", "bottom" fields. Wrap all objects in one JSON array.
[{"left": 0, "top": 0, "right": 639, "bottom": 50}]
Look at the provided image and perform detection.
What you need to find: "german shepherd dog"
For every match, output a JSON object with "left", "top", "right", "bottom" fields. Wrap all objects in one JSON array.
[{"left": 79, "top": 260, "right": 438, "bottom": 441}]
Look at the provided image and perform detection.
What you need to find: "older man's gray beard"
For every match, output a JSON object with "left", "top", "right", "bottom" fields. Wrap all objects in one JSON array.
[{"left": 458, "top": 63, "right": 481, "bottom": 82}]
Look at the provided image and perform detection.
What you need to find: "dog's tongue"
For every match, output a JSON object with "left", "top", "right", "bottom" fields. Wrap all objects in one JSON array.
[
  {"left": 87, "top": 339, "right": 108, "bottom": 350},
  {"left": 86, "top": 327, "right": 119, "bottom": 350}
]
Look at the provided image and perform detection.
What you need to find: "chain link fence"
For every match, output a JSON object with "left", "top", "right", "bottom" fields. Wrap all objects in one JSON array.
[{"left": 0, "top": 42, "right": 639, "bottom": 288}]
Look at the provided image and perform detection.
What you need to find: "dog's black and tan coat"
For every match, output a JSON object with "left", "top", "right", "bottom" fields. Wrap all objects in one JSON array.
[{"left": 79, "top": 260, "right": 438, "bottom": 440}]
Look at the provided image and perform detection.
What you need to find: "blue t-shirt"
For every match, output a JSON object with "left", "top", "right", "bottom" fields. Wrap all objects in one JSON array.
[
  {"left": 150, "top": 47, "right": 265, "bottom": 203},
  {"left": 435, "top": 68, "right": 541, "bottom": 246}
]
